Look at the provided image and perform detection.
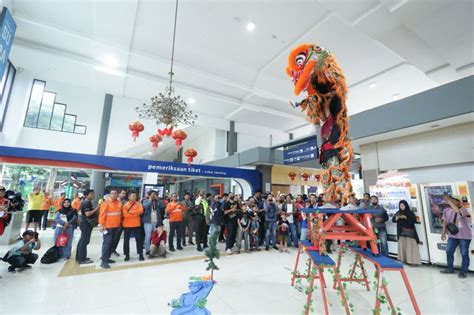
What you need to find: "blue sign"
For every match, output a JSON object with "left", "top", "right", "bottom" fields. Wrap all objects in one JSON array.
[
  {"left": 0, "top": 8, "right": 16, "bottom": 78},
  {"left": 0, "top": 145, "right": 261, "bottom": 195},
  {"left": 283, "top": 137, "right": 318, "bottom": 165}
]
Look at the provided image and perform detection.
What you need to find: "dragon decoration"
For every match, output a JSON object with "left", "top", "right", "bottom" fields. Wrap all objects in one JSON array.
[{"left": 286, "top": 43, "right": 353, "bottom": 204}]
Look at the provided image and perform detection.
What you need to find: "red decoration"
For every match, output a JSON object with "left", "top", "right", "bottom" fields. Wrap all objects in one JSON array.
[
  {"left": 149, "top": 134, "right": 163, "bottom": 151},
  {"left": 184, "top": 148, "right": 198, "bottom": 165},
  {"left": 171, "top": 129, "right": 187, "bottom": 151},
  {"left": 158, "top": 126, "right": 174, "bottom": 137},
  {"left": 128, "top": 121, "right": 144, "bottom": 142},
  {"left": 314, "top": 174, "right": 321, "bottom": 182},
  {"left": 172, "top": 176, "right": 177, "bottom": 184},
  {"left": 288, "top": 171, "right": 297, "bottom": 182},
  {"left": 301, "top": 172, "right": 310, "bottom": 182}
]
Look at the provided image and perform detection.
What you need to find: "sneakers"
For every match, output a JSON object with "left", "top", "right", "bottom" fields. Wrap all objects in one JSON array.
[
  {"left": 189, "top": 241, "right": 195, "bottom": 246},
  {"left": 8, "top": 266, "right": 16, "bottom": 273},
  {"left": 100, "top": 261, "right": 110, "bottom": 269},
  {"left": 203, "top": 244, "right": 208, "bottom": 249},
  {"left": 139, "top": 255, "right": 145, "bottom": 261},
  {"left": 226, "top": 249, "right": 232, "bottom": 254},
  {"left": 145, "top": 251, "right": 150, "bottom": 256},
  {"left": 78, "top": 259, "right": 94, "bottom": 265},
  {"left": 124, "top": 255, "right": 130, "bottom": 262},
  {"left": 458, "top": 273, "right": 467, "bottom": 279},
  {"left": 197, "top": 245, "right": 203, "bottom": 252},
  {"left": 177, "top": 246, "right": 183, "bottom": 251},
  {"left": 440, "top": 269, "right": 455, "bottom": 274},
  {"left": 169, "top": 247, "right": 175, "bottom": 252},
  {"left": 107, "top": 259, "right": 116, "bottom": 264},
  {"left": 112, "top": 251, "right": 120, "bottom": 257},
  {"left": 265, "top": 246, "right": 269, "bottom": 251},
  {"left": 272, "top": 246, "right": 279, "bottom": 251}
]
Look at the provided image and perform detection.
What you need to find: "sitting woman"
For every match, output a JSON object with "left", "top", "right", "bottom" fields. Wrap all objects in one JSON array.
[
  {"left": 54, "top": 199, "right": 77, "bottom": 260},
  {"left": 150, "top": 223, "right": 167, "bottom": 258},
  {"left": 392, "top": 200, "right": 421, "bottom": 266}
]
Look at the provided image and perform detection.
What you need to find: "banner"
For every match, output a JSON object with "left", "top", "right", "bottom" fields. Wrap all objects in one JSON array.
[
  {"left": 0, "top": 8, "right": 16, "bottom": 78},
  {"left": 283, "top": 137, "right": 318, "bottom": 165}
]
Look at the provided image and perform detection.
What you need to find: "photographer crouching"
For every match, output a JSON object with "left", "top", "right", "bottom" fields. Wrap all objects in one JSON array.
[{"left": 4, "top": 230, "right": 41, "bottom": 273}]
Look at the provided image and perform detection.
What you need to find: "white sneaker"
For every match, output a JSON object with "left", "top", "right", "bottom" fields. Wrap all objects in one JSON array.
[{"left": 226, "top": 249, "right": 232, "bottom": 254}]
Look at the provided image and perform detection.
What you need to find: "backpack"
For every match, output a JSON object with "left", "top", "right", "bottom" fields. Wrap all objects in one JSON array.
[{"left": 40, "top": 246, "right": 60, "bottom": 264}]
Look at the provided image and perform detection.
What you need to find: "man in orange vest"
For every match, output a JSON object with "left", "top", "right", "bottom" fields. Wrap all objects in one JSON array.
[
  {"left": 122, "top": 191, "right": 144, "bottom": 261},
  {"left": 54, "top": 193, "right": 65, "bottom": 212},
  {"left": 165, "top": 193, "right": 187, "bottom": 251},
  {"left": 40, "top": 191, "right": 53, "bottom": 230},
  {"left": 99, "top": 189, "right": 122, "bottom": 269}
]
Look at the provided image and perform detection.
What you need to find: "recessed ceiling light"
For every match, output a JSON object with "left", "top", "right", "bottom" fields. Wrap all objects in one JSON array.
[
  {"left": 188, "top": 97, "right": 196, "bottom": 104},
  {"left": 392, "top": 93, "right": 400, "bottom": 100},
  {"left": 246, "top": 22, "right": 256, "bottom": 31},
  {"left": 369, "top": 82, "right": 377, "bottom": 88}
]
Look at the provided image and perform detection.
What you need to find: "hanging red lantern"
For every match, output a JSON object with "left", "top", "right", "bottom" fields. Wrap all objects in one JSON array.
[
  {"left": 288, "top": 171, "right": 297, "bottom": 182},
  {"left": 301, "top": 172, "right": 310, "bottom": 182},
  {"left": 314, "top": 174, "right": 321, "bottom": 182},
  {"left": 149, "top": 134, "right": 163, "bottom": 151},
  {"left": 158, "top": 126, "right": 174, "bottom": 137},
  {"left": 171, "top": 129, "right": 187, "bottom": 151},
  {"left": 184, "top": 148, "right": 198, "bottom": 165},
  {"left": 128, "top": 121, "right": 144, "bottom": 142}
]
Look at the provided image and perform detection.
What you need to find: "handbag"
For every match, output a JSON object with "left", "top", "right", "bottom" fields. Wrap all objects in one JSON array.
[
  {"left": 446, "top": 213, "right": 459, "bottom": 235},
  {"left": 56, "top": 231, "right": 69, "bottom": 247},
  {"left": 400, "top": 227, "right": 416, "bottom": 238}
]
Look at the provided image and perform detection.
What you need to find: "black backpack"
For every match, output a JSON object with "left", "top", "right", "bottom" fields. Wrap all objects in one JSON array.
[{"left": 40, "top": 246, "right": 59, "bottom": 264}]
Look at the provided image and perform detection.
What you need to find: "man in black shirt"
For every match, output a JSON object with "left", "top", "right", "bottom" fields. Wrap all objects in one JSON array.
[
  {"left": 76, "top": 189, "right": 99, "bottom": 264},
  {"left": 224, "top": 194, "right": 239, "bottom": 254}
]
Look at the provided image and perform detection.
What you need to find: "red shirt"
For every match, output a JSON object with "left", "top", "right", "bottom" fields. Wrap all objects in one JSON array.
[
  {"left": 151, "top": 230, "right": 167, "bottom": 246},
  {"left": 0, "top": 197, "right": 10, "bottom": 236}
]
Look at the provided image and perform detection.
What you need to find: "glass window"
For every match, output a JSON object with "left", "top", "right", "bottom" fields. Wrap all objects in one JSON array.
[
  {"left": 74, "top": 125, "right": 86, "bottom": 134},
  {"left": 50, "top": 103, "right": 66, "bottom": 131},
  {"left": 62, "top": 114, "right": 76, "bottom": 133},
  {"left": 24, "top": 80, "right": 45, "bottom": 127},
  {"left": 37, "top": 91, "right": 56, "bottom": 129},
  {"left": 0, "top": 62, "right": 16, "bottom": 131}
]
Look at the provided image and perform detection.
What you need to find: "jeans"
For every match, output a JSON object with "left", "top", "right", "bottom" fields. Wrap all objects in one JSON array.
[
  {"left": 168, "top": 221, "right": 183, "bottom": 249},
  {"left": 8, "top": 253, "right": 38, "bottom": 268},
  {"left": 236, "top": 227, "right": 249, "bottom": 251},
  {"left": 226, "top": 218, "right": 238, "bottom": 250},
  {"left": 446, "top": 238, "right": 471, "bottom": 274},
  {"left": 376, "top": 228, "right": 389, "bottom": 256},
  {"left": 76, "top": 219, "right": 93, "bottom": 262},
  {"left": 300, "top": 226, "right": 308, "bottom": 242},
  {"left": 123, "top": 226, "right": 144, "bottom": 256},
  {"left": 143, "top": 223, "right": 155, "bottom": 252},
  {"left": 101, "top": 227, "right": 120, "bottom": 262},
  {"left": 265, "top": 221, "right": 277, "bottom": 248},
  {"left": 54, "top": 226, "right": 75, "bottom": 259},
  {"left": 41, "top": 210, "right": 49, "bottom": 229},
  {"left": 287, "top": 222, "right": 298, "bottom": 248}
]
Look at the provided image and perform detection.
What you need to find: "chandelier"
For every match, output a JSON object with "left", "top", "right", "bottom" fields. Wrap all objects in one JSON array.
[{"left": 134, "top": 0, "right": 197, "bottom": 128}]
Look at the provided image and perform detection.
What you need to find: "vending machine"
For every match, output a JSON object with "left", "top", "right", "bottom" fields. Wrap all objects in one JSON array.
[
  {"left": 370, "top": 171, "right": 430, "bottom": 262},
  {"left": 420, "top": 182, "right": 474, "bottom": 271}
]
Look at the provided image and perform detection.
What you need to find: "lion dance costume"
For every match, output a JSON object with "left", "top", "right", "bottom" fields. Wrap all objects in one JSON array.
[{"left": 286, "top": 44, "right": 353, "bottom": 203}]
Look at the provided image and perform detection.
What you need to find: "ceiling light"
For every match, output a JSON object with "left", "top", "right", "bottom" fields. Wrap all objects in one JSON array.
[
  {"left": 188, "top": 97, "right": 196, "bottom": 104},
  {"left": 392, "top": 93, "right": 400, "bottom": 100},
  {"left": 103, "top": 55, "right": 118, "bottom": 68},
  {"left": 93, "top": 65, "right": 126, "bottom": 77},
  {"left": 246, "top": 22, "right": 256, "bottom": 31},
  {"left": 369, "top": 82, "right": 377, "bottom": 88}
]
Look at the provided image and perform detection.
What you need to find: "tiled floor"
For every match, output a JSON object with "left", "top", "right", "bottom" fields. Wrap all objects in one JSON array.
[{"left": 0, "top": 229, "right": 472, "bottom": 314}]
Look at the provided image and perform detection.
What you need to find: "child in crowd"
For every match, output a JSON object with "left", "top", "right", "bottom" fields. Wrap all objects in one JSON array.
[
  {"left": 236, "top": 204, "right": 251, "bottom": 253},
  {"left": 249, "top": 208, "right": 260, "bottom": 251},
  {"left": 278, "top": 212, "right": 290, "bottom": 253},
  {"left": 150, "top": 223, "right": 167, "bottom": 258}
]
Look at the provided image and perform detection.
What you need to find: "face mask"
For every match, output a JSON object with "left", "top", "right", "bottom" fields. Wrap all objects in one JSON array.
[{"left": 371, "top": 202, "right": 377, "bottom": 206}]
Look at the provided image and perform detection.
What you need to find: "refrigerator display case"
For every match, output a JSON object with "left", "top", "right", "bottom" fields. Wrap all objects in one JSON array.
[
  {"left": 370, "top": 171, "right": 430, "bottom": 262},
  {"left": 420, "top": 182, "right": 474, "bottom": 271}
]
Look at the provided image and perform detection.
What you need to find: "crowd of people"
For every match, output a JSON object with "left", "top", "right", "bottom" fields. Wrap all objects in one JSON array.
[{"left": 0, "top": 185, "right": 471, "bottom": 278}]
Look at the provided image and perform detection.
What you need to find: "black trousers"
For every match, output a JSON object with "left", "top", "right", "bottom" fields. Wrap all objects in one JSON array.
[
  {"left": 8, "top": 253, "right": 38, "bottom": 268},
  {"left": 111, "top": 226, "right": 123, "bottom": 253},
  {"left": 123, "top": 226, "right": 144, "bottom": 256},
  {"left": 258, "top": 217, "right": 266, "bottom": 245},
  {"left": 76, "top": 219, "right": 93, "bottom": 262},
  {"left": 218, "top": 223, "right": 226, "bottom": 241},
  {"left": 40, "top": 210, "right": 49, "bottom": 229},
  {"left": 101, "top": 227, "right": 120, "bottom": 262},
  {"left": 195, "top": 215, "right": 208, "bottom": 247},
  {"left": 225, "top": 218, "right": 238, "bottom": 250},
  {"left": 168, "top": 221, "right": 183, "bottom": 249}
]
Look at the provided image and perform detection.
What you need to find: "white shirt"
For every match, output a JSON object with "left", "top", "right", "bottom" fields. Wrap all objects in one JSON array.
[{"left": 286, "top": 203, "right": 294, "bottom": 224}]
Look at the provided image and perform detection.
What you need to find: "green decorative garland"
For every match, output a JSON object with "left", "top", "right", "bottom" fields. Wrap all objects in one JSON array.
[{"left": 204, "top": 225, "right": 221, "bottom": 280}]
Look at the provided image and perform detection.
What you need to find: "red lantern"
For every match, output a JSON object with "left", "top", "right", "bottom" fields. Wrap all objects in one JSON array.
[
  {"left": 314, "top": 174, "right": 321, "bottom": 182},
  {"left": 301, "top": 172, "right": 309, "bottom": 182},
  {"left": 149, "top": 134, "right": 162, "bottom": 151},
  {"left": 184, "top": 148, "right": 198, "bottom": 165},
  {"left": 171, "top": 129, "right": 187, "bottom": 151},
  {"left": 288, "top": 171, "right": 297, "bottom": 182},
  {"left": 128, "top": 121, "right": 144, "bottom": 142},
  {"left": 158, "top": 126, "right": 174, "bottom": 137}
]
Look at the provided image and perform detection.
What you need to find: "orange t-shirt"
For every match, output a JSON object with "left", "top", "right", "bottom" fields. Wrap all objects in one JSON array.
[
  {"left": 41, "top": 197, "right": 53, "bottom": 211},
  {"left": 122, "top": 201, "right": 144, "bottom": 228},
  {"left": 54, "top": 197, "right": 65, "bottom": 211},
  {"left": 72, "top": 198, "right": 81, "bottom": 211},
  {"left": 99, "top": 199, "right": 122, "bottom": 228},
  {"left": 165, "top": 201, "right": 186, "bottom": 222}
]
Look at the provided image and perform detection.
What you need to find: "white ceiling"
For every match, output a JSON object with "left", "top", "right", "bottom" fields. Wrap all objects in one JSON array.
[{"left": 5, "top": 0, "right": 473, "bottom": 139}]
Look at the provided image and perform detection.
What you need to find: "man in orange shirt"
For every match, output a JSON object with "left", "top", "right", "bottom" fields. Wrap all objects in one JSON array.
[
  {"left": 99, "top": 189, "right": 122, "bottom": 269},
  {"left": 71, "top": 193, "right": 81, "bottom": 212},
  {"left": 40, "top": 191, "right": 53, "bottom": 230},
  {"left": 122, "top": 191, "right": 144, "bottom": 261},
  {"left": 165, "top": 193, "right": 186, "bottom": 251},
  {"left": 54, "top": 193, "right": 65, "bottom": 212}
]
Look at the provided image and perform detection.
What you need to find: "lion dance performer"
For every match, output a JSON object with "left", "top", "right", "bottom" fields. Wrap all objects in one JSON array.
[{"left": 286, "top": 44, "right": 353, "bottom": 204}]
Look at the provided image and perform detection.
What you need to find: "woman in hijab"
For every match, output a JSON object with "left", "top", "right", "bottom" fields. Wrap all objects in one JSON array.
[
  {"left": 392, "top": 200, "right": 421, "bottom": 266},
  {"left": 54, "top": 198, "right": 78, "bottom": 259}
]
